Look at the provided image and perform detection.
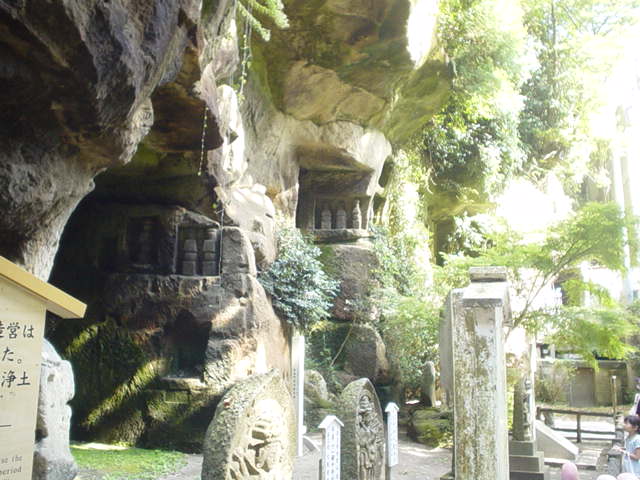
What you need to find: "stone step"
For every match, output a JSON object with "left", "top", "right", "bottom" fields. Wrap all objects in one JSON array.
[
  {"left": 510, "top": 469, "right": 549, "bottom": 480},
  {"left": 510, "top": 454, "right": 544, "bottom": 471},
  {"left": 543, "top": 458, "right": 597, "bottom": 470}
]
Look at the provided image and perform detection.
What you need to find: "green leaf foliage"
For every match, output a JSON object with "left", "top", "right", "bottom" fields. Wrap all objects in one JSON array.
[
  {"left": 519, "top": 0, "right": 640, "bottom": 183},
  {"left": 259, "top": 226, "right": 339, "bottom": 331},
  {"left": 545, "top": 307, "right": 637, "bottom": 367},
  {"left": 370, "top": 227, "right": 441, "bottom": 389},
  {"left": 439, "top": 202, "right": 635, "bottom": 364},
  {"left": 238, "top": 0, "right": 289, "bottom": 41}
]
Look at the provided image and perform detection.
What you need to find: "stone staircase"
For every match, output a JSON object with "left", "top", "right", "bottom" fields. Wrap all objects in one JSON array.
[{"left": 510, "top": 440, "right": 549, "bottom": 480}]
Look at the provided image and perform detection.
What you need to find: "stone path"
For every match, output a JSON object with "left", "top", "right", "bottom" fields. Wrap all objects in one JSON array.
[
  {"left": 151, "top": 431, "right": 453, "bottom": 480},
  {"left": 293, "top": 432, "right": 452, "bottom": 480},
  {"left": 81, "top": 418, "right": 618, "bottom": 480}
]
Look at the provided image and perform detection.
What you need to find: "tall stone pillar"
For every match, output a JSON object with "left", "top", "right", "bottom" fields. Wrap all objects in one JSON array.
[{"left": 451, "top": 267, "right": 510, "bottom": 480}]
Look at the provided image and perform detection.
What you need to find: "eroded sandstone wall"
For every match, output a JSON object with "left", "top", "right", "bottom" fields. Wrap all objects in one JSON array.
[{"left": 0, "top": 0, "right": 450, "bottom": 457}]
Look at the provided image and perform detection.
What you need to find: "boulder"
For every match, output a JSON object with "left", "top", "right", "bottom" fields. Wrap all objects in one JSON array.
[
  {"left": 305, "top": 370, "right": 330, "bottom": 406},
  {"left": 321, "top": 244, "right": 379, "bottom": 322},
  {"left": 304, "top": 370, "right": 336, "bottom": 430},
  {"left": 33, "top": 340, "right": 77, "bottom": 480},
  {"left": 343, "top": 325, "right": 391, "bottom": 384},
  {"left": 408, "top": 408, "right": 452, "bottom": 447}
]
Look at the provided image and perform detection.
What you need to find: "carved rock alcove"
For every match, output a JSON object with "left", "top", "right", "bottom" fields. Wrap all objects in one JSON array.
[
  {"left": 297, "top": 172, "right": 374, "bottom": 244},
  {"left": 49, "top": 199, "right": 288, "bottom": 450}
]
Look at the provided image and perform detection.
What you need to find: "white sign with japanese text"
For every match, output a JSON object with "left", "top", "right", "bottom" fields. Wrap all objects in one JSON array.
[
  {"left": 385, "top": 403, "right": 399, "bottom": 468},
  {"left": 0, "top": 279, "right": 46, "bottom": 480},
  {"left": 319, "top": 415, "right": 343, "bottom": 480}
]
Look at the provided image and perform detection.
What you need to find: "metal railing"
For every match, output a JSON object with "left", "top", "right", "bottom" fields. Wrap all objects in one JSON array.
[{"left": 536, "top": 407, "right": 617, "bottom": 442}]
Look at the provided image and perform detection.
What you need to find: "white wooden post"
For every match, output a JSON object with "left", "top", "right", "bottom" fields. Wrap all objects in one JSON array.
[
  {"left": 292, "top": 332, "right": 306, "bottom": 456},
  {"left": 385, "top": 402, "right": 399, "bottom": 480},
  {"left": 318, "top": 415, "right": 343, "bottom": 480}
]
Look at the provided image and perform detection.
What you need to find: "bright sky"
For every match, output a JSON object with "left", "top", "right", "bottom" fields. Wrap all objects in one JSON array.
[
  {"left": 495, "top": 175, "right": 572, "bottom": 237},
  {"left": 497, "top": 25, "right": 640, "bottom": 236}
]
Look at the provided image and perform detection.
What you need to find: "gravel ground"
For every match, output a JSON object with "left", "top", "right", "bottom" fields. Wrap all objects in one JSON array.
[{"left": 79, "top": 416, "right": 618, "bottom": 479}]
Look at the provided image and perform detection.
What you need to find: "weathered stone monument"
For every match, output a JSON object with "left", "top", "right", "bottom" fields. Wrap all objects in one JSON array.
[
  {"left": 509, "top": 341, "right": 548, "bottom": 480},
  {"left": 33, "top": 341, "right": 78, "bottom": 480},
  {"left": 0, "top": 257, "right": 85, "bottom": 480},
  {"left": 420, "top": 360, "right": 436, "bottom": 407},
  {"left": 202, "top": 370, "right": 295, "bottom": 480},
  {"left": 441, "top": 266, "right": 510, "bottom": 480},
  {"left": 338, "top": 378, "right": 385, "bottom": 480}
]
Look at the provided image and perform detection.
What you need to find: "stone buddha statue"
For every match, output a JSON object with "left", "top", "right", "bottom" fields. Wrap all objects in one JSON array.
[
  {"left": 321, "top": 204, "right": 332, "bottom": 230},
  {"left": 336, "top": 203, "right": 347, "bottom": 229},
  {"left": 352, "top": 200, "right": 362, "bottom": 229}
]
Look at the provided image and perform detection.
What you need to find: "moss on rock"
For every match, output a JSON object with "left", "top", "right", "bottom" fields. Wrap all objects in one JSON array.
[{"left": 408, "top": 408, "right": 453, "bottom": 447}]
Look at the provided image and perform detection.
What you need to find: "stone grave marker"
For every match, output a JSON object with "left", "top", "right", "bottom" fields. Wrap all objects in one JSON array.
[
  {"left": 445, "top": 266, "right": 511, "bottom": 480},
  {"left": 319, "top": 415, "right": 343, "bottom": 480},
  {"left": 0, "top": 257, "right": 85, "bottom": 480},
  {"left": 338, "top": 378, "right": 385, "bottom": 480},
  {"left": 385, "top": 402, "right": 399, "bottom": 480},
  {"left": 510, "top": 339, "right": 547, "bottom": 480},
  {"left": 202, "top": 369, "right": 295, "bottom": 480}
]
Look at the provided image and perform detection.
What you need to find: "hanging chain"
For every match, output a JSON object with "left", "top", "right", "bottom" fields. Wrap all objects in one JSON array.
[
  {"left": 239, "top": 0, "right": 253, "bottom": 99},
  {"left": 198, "top": 104, "right": 208, "bottom": 176}
]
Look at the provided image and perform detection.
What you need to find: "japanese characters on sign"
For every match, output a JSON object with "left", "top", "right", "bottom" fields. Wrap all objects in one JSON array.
[
  {"left": 0, "top": 280, "right": 46, "bottom": 480},
  {"left": 385, "top": 402, "right": 399, "bottom": 468},
  {"left": 0, "top": 256, "right": 86, "bottom": 480},
  {"left": 319, "top": 415, "right": 343, "bottom": 480},
  {"left": 0, "top": 321, "right": 36, "bottom": 396}
]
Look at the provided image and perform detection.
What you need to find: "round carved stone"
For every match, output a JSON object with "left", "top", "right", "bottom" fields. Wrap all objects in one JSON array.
[
  {"left": 338, "top": 378, "right": 385, "bottom": 480},
  {"left": 202, "top": 370, "right": 295, "bottom": 480}
]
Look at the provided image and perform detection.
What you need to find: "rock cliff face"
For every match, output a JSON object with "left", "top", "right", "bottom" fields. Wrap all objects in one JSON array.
[{"left": 0, "top": 0, "right": 449, "bottom": 459}]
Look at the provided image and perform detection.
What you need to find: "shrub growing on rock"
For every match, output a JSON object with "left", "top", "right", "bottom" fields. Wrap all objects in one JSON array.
[{"left": 259, "top": 226, "right": 339, "bottom": 331}]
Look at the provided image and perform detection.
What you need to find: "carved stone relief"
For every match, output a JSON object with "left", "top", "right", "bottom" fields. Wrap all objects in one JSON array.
[
  {"left": 338, "top": 378, "right": 385, "bottom": 480},
  {"left": 202, "top": 370, "right": 295, "bottom": 480}
]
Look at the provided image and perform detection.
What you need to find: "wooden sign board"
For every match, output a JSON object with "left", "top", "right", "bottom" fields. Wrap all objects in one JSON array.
[{"left": 0, "top": 257, "right": 85, "bottom": 480}]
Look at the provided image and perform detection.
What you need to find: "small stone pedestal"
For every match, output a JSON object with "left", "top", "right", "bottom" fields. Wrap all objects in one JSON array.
[{"left": 509, "top": 440, "right": 549, "bottom": 480}]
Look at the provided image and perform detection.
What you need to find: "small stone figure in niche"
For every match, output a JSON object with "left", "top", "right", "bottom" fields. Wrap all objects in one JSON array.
[
  {"left": 336, "top": 203, "right": 347, "bottom": 229},
  {"left": 135, "top": 218, "right": 154, "bottom": 265},
  {"left": 202, "top": 227, "right": 219, "bottom": 276},
  {"left": 321, "top": 204, "right": 332, "bottom": 230},
  {"left": 352, "top": 200, "right": 362, "bottom": 229},
  {"left": 181, "top": 232, "right": 198, "bottom": 276}
]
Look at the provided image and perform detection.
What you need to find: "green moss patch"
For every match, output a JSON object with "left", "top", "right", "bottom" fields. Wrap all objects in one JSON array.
[
  {"left": 408, "top": 408, "right": 453, "bottom": 447},
  {"left": 72, "top": 444, "right": 187, "bottom": 480}
]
